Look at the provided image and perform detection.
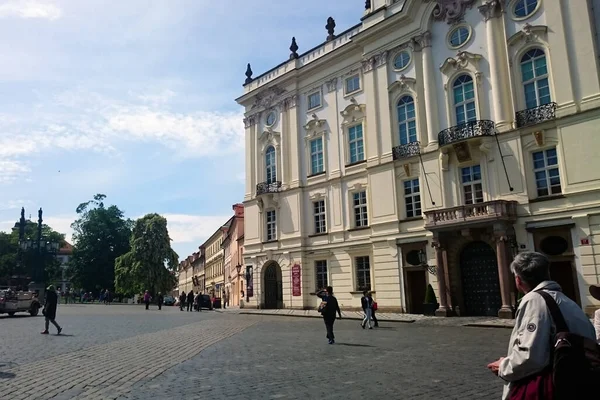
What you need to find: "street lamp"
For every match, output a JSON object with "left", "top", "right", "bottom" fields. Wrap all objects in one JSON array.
[
  {"left": 235, "top": 264, "right": 242, "bottom": 306},
  {"left": 16, "top": 207, "right": 60, "bottom": 299},
  {"left": 418, "top": 249, "right": 437, "bottom": 276},
  {"left": 245, "top": 265, "right": 253, "bottom": 303}
]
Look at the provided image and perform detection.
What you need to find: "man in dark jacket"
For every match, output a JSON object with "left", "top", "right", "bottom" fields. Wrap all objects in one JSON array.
[
  {"left": 317, "top": 286, "right": 342, "bottom": 344},
  {"left": 156, "top": 292, "right": 164, "bottom": 310},
  {"left": 179, "top": 292, "right": 186, "bottom": 311},
  {"left": 41, "top": 285, "right": 62, "bottom": 335},
  {"left": 187, "top": 290, "right": 194, "bottom": 312}
]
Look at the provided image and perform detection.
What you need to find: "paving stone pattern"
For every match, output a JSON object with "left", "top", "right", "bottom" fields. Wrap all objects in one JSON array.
[
  {"left": 0, "top": 316, "right": 255, "bottom": 400},
  {"left": 124, "top": 317, "right": 511, "bottom": 400}
]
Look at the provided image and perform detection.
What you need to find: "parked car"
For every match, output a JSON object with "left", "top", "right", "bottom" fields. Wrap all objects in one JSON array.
[
  {"left": 163, "top": 295, "right": 175, "bottom": 306},
  {"left": 195, "top": 295, "right": 213, "bottom": 310},
  {"left": 0, "top": 288, "right": 41, "bottom": 317}
]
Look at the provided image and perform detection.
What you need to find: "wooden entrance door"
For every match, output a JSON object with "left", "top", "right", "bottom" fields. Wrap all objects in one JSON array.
[
  {"left": 406, "top": 270, "right": 426, "bottom": 314},
  {"left": 549, "top": 261, "right": 579, "bottom": 305},
  {"left": 264, "top": 263, "right": 280, "bottom": 309},
  {"left": 459, "top": 241, "right": 502, "bottom": 317}
]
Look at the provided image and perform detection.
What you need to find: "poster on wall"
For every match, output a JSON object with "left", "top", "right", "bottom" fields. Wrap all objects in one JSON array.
[
  {"left": 292, "top": 264, "right": 301, "bottom": 297},
  {"left": 246, "top": 265, "right": 254, "bottom": 297}
]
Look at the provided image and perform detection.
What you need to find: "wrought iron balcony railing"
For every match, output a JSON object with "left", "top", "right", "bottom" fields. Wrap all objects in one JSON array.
[
  {"left": 438, "top": 120, "right": 495, "bottom": 146},
  {"left": 256, "top": 181, "right": 282, "bottom": 195},
  {"left": 424, "top": 200, "right": 518, "bottom": 230},
  {"left": 392, "top": 141, "right": 421, "bottom": 160},
  {"left": 515, "top": 102, "right": 557, "bottom": 128}
]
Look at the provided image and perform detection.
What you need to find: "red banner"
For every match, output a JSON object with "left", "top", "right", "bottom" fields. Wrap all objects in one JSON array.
[{"left": 292, "top": 264, "right": 301, "bottom": 297}]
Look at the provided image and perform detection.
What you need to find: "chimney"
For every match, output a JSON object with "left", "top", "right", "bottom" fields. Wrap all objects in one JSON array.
[{"left": 232, "top": 203, "right": 244, "bottom": 217}]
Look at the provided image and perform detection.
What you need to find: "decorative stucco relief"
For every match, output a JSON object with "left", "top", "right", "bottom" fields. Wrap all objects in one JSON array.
[
  {"left": 507, "top": 24, "right": 549, "bottom": 47},
  {"left": 388, "top": 75, "right": 418, "bottom": 95},
  {"left": 425, "top": 0, "right": 477, "bottom": 24},
  {"left": 440, "top": 51, "right": 484, "bottom": 89}
]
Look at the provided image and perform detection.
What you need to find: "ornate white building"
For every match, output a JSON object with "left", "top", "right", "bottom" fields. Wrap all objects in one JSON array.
[{"left": 236, "top": 0, "right": 600, "bottom": 318}]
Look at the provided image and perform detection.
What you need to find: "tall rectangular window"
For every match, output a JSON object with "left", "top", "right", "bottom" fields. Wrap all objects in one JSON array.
[
  {"left": 348, "top": 125, "right": 364, "bottom": 164},
  {"left": 355, "top": 256, "right": 371, "bottom": 291},
  {"left": 345, "top": 75, "right": 360, "bottom": 94},
  {"left": 315, "top": 260, "right": 328, "bottom": 291},
  {"left": 266, "top": 210, "right": 277, "bottom": 241},
  {"left": 313, "top": 200, "right": 326, "bottom": 234},
  {"left": 310, "top": 137, "right": 324, "bottom": 175},
  {"left": 353, "top": 191, "right": 368, "bottom": 227},
  {"left": 532, "top": 148, "right": 561, "bottom": 196},
  {"left": 461, "top": 165, "right": 484, "bottom": 204},
  {"left": 308, "top": 92, "right": 321, "bottom": 110},
  {"left": 404, "top": 179, "right": 421, "bottom": 218}
]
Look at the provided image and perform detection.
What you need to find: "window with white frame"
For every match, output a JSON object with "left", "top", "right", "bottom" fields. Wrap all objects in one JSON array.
[
  {"left": 352, "top": 191, "right": 368, "bottom": 227},
  {"left": 309, "top": 137, "right": 324, "bottom": 175},
  {"left": 532, "top": 148, "right": 561, "bottom": 197},
  {"left": 514, "top": 0, "right": 538, "bottom": 19},
  {"left": 313, "top": 199, "right": 326, "bottom": 234},
  {"left": 348, "top": 124, "right": 364, "bottom": 164},
  {"left": 453, "top": 74, "right": 477, "bottom": 125},
  {"left": 403, "top": 179, "right": 421, "bottom": 218},
  {"left": 265, "top": 210, "right": 277, "bottom": 241},
  {"left": 521, "top": 48, "right": 551, "bottom": 109},
  {"left": 355, "top": 256, "right": 371, "bottom": 291},
  {"left": 461, "top": 165, "right": 484, "bottom": 204},
  {"left": 308, "top": 91, "right": 321, "bottom": 110},
  {"left": 397, "top": 95, "right": 417, "bottom": 145},
  {"left": 315, "top": 260, "right": 328, "bottom": 290},
  {"left": 345, "top": 74, "right": 360, "bottom": 94},
  {"left": 265, "top": 146, "right": 277, "bottom": 184}
]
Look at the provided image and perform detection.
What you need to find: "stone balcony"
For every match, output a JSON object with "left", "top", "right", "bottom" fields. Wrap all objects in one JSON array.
[
  {"left": 515, "top": 102, "right": 557, "bottom": 128},
  {"left": 256, "top": 181, "right": 282, "bottom": 195},
  {"left": 392, "top": 141, "right": 421, "bottom": 160},
  {"left": 424, "top": 200, "right": 518, "bottom": 231},
  {"left": 438, "top": 120, "right": 495, "bottom": 147}
]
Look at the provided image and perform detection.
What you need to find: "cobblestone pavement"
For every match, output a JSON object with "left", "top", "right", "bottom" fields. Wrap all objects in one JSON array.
[{"left": 0, "top": 305, "right": 511, "bottom": 399}]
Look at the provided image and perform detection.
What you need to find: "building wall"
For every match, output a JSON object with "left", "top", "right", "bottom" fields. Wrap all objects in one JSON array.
[{"left": 238, "top": 0, "right": 600, "bottom": 314}]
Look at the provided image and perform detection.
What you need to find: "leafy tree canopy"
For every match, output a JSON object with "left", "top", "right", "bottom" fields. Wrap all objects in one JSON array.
[
  {"left": 67, "top": 194, "right": 133, "bottom": 294},
  {"left": 0, "top": 219, "right": 65, "bottom": 285},
  {"left": 115, "top": 213, "right": 178, "bottom": 296}
]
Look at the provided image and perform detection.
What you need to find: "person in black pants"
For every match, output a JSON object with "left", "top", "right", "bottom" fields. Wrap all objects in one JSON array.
[
  {"left": 187, "top": 290, "right": 194, "bottom": 312},
  {"left": 368, "top": 292, "right": 379, "bottom": 327},
  {"left": 317, "top": 286, "right": 342, "bottom": 344},
  {"left": 156, "top": 292, "right": 164, "bottom": 310}
]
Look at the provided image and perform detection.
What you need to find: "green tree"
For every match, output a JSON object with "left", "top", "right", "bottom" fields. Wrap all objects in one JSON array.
[
  {"left": 115, "top": 213, "right": 178, "bottom": 296},
  {"left": 0, "top": 220, "right": 65, "bottom": 285},
  {"left": 68, "top": 194, "right": 133, "bottom": 294}
]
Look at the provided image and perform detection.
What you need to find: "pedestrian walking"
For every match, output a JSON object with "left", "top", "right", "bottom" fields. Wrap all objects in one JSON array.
[
  {"left": 368, "top": 291, "right": 379, "bottom": 327},
  {"left": 156, "top": 292, "right": 164, "bottom": 310},
  {"left": 187, "top": 290, "right": 194, "bottom": 312},
  {"left": 194, "top": 292, "right": 202, "bottom": 312},
  {"left": 41, "top": 285, "right": 62, "bottom": 335},
  {"left": 143, "top": 290, "right": 151, "bottom": 310},
  {"left": 360, "top": 290, "right": 373, "bottom": 329},
  {"left": 317, "top": 286, "right": 342, "bottom": 344},
  {"left": 487, "top": 252, "right": 596, "bottom": 399},
  {"left": 179, "top": 292, "right": 186, "bottom": 311}
]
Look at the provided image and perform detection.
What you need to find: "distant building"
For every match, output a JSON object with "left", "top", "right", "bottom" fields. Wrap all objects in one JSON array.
[{"left": 56, "top": 242, "right": 73, "bottom": 292}]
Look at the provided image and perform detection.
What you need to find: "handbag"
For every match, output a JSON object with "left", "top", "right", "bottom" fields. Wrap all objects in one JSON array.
[
  {"left": 372, "top": 302, "right": 378, "bottom": 311},
  {"left": 508, "top": 367, "right": 553, "bottom": 400}
]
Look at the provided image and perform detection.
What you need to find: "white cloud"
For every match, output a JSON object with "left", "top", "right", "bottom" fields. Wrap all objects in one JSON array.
[
  {"left": 163, "top": 213, "right": 232, "bottom": 249},
  {"left": 0, "top": 0, "right": 62, "bottom": 20},
  {"left": 0, "top": 160, "right": 31, "bottom": 183}
]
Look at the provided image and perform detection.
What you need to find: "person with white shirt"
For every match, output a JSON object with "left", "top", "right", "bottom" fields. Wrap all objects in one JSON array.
[{"left": 590, "top": 284, "right": 600, "bottom": 342}]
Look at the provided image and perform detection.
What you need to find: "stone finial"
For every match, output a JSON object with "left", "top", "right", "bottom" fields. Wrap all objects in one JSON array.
[
  {"left": 289, "top": 37, "right": 299, "bottom": 59},
  {"left": 244, "top": 63, "right": 253, "bottom": 85},
  {"left": 326, "top": 17, "right": 336, "bottom": 41},
  {"left": 365, "top": 0, "right": 371, "bottom": 10}
]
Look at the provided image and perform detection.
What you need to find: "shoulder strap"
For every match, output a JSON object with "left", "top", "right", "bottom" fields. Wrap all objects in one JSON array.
[{"left": 536, "top": 290, "right": 570, "bottom": 333}]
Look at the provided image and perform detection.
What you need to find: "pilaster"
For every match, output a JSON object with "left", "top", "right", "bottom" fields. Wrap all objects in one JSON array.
[
  {"left": 375, "top": 62, "right": 393, "bottom": 163},
  {"left": 285, "top": 95, "right": 301, "bottom": 188},
  {"left": 417, "top": 32, "right": 439, "bottom": 148},
  {"left": 243, "top": 115, "right": 256, "bottom": 201},
  {"left": 362, "top": 57, "right": 381, "bottom": 165},
  {"left": 493, "top": 223, "right": 515, "bottom": 319},
  {"left": 479, "top": 1, "right": 514, "bottom": 131}
]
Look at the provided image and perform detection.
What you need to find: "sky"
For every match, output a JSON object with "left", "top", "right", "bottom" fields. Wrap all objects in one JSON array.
[{"left": 0, "top": 0, "right": 362, "bottom": 260}]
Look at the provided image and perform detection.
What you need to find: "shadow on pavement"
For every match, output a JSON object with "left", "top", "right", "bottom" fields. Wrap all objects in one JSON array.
[
  {"left": 54, "top": 334, "right": 75, "bottom": 337},
  {"left": 0, "top": 371, "right": 16, "bottom": 379},
  {"left": 334, "top": 343, "right": 376, "bottom": 348}
]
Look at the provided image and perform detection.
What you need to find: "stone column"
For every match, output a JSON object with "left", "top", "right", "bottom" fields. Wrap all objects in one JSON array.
[
  {"left": 419, "top": 31, "right": 439, "bottom": 147},
  {"left": 479, "top": 1, "right": 513, "bottom": 130},
  {"left": 433, "top": 240, "right": 451, "bottom": 316},
  {"left": 494, "top": 224, "right": 515, "bottom": 319}
]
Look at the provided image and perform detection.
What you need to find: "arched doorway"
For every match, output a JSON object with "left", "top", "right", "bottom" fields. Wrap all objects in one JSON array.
[
  {"left": 459, "top": 241, "right": 502, "bottom": 317},
  {"left": 263, "top": 262, "right": 282, "bottom": 309}
]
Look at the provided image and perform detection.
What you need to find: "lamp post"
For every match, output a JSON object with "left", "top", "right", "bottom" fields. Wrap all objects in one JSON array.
[
  {"left": 418, "top": 249, "right": 437, "bottom": 276},
  {"left": 17, "top": 207, "right": 60, "bottom": 300},
  {"left": 245, "top": 265, "right": 253, "bottom": 303}
]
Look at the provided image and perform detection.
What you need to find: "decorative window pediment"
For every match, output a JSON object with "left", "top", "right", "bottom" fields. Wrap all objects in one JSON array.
[
  {"left": 440, "top": 51, "right": 482, "bottom": 76},
  {"left": 340, "top": 98, "right": 366, "bottom": 127},
  {"left": 523, "top": 130, "right": 558, "bottom": 151},
  {"left": 304, "top": 113, "right": 327, "bottom": 136},
  {"left": 259, "top": 128, "right": 281, "bottom": 153},
  {"left": 388, "top": 75, "right": 417, "bottom": 95},
  {"left": 309, "top": 190, "right": 327, "bottom": 201},
  {"left": 507, "top": 24, "right": 548, "bottom": 47},
  {"left": 349, "top": 182, "right": 367, "bottom": 192}
]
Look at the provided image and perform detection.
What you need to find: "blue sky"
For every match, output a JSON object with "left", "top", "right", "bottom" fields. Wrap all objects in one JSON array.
[{"left": 0, "top": 0, "right": 361, "bottom": 259}]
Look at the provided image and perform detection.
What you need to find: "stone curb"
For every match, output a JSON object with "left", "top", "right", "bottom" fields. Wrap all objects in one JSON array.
[{"left": 238, "top": 311, "right": 417, "bottom": 324}]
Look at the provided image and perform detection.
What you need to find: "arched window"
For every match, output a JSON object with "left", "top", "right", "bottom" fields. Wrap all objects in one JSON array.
[
  {"left": 453, "top": 75, "right": 476, "bottom": 125},
  {"left": 520, "top": 48, "right": 550, "bottom": 109},
  {"left": 265, "top": 146, "right": 277, "bottom": 184},
  {"left": 397, "top": 95, "right": 417, "bottom": 145}
]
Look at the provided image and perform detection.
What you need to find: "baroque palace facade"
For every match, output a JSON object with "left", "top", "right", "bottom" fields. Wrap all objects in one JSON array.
[{"left": 236, "top": 0, "right": 600, "bottom": 318}]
